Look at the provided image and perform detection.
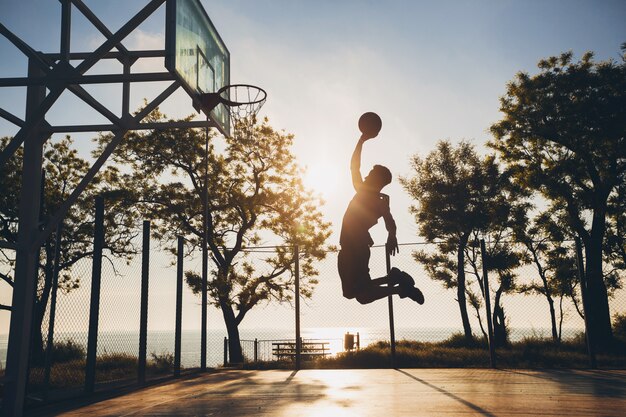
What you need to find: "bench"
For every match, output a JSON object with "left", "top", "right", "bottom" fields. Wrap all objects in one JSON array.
[{"left": 272, "top": 340, "right": 330, "bottom": 360}]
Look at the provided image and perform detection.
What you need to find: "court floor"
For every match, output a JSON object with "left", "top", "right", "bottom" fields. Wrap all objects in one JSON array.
[{"left": 44, "top": 368, "right": 626, "bottom": 416}]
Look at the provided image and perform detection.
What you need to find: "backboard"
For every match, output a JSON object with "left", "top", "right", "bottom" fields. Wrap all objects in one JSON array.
[{"left": 165, "top": 0, "right": 230, "bottom": 135}]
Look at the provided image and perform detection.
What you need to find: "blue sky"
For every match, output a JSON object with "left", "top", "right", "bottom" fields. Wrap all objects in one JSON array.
[
  {"left": 3, "top": 0, "right": 624, "bottom": 243},
  {"left": 1, "top": 0, "right": 624, "bottom": 216},
  {"left": 0, "top": 1, "right": 625, "bottom": 335}
]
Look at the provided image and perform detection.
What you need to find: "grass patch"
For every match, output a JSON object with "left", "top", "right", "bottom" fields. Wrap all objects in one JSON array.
[
  {"left": 24, "top": 350, "right": 178, "bottom": 392},
  {"left": 309, "top": 335, "right": 626, "bottom": 369},
  {"left": 312, "top": 339, "right": 490, "bottom": 369},
  {"left": 50, "top": 339, "right": 86, "bottom": 363}
]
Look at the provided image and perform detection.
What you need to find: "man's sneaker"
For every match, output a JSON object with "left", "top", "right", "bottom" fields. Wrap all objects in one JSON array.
[
  {"left": 398, "top": 286, "right": 425, "bottom": 305},
  {"left": 389, "top": 267, "right": 415, "bottom": 288}
]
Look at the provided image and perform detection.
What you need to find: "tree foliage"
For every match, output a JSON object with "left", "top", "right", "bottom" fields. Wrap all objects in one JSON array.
[
  {"left": 510, "top": 208, "right": 581, "bottom": 341},
  {"left": 102, "top": 110, "right": 331, "bottom": 362},
  {"left": 489, "top": 48, "right": 626, "bottom": 350},
  {"left": 401, "top": 140, "right": 524, "bottom": 341},
  {"left": 0, "top": 135, "right": 140, "bottom": 359}
]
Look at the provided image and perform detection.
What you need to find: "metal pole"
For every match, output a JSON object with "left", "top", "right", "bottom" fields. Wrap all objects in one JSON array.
[
  {"left": 60, "top": 0, "right": 71, "bottom": 62},
  {"left": 254, "top": 339, "right": 258, "bottom": 363},
  {"left": 575, "top": 237, "right": 597, "bottom": 369},
  {"left": 3, "top": 58, "right": 47, "bottom": 417},
  {"left": 294, "top": 245, "right": 301, "bottom": 370},
  {"left": 122, "top": 60, "right": 131, "bottom": 117},
  {"left": 174, "top": 236, "right": 183, "bottom": 377},
  {"left": 223, "top": 337, "right": 228, "bottom": 367},
  {"left": 385, "top": 247, "right": 396, "bottom": 368},
  {"left": 480, "top": 239, "right": 497, "bottom": 368},
  {"left": 27, "top": 168, "right": 45, "bottom": 390},
  {"left": 138, "top": 220, "right": 150, "bottom": 384},
  {"left": 85, "top": 196, "right": 105, "bottom": 393},
  {"left": 201, "top": 123, "right": 209, "bottom": 371},
  {"left": 43, "top": 222, "right": 64, "bottom": 399}
]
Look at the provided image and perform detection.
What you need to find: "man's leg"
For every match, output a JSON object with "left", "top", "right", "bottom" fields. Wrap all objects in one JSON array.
[
  {"left": 354, "top": 284, "right": 400, "bottom": 304},
  {"left": 371, "top": 267, "right": 415, "bottom": 287},
  {"left": 355, "top": 282, "right": 424, "bottom": 305}
]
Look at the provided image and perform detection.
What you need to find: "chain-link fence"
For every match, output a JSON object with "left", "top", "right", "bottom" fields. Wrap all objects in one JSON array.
[
  {"left": 2, "top": 225, "right": 626, "bottom": 408},
  {"left": 1, "top": 215, "right": 209, "bottom": 407},
  {"left": 225, "top": 240, "right": 626, "bottom": 368}
]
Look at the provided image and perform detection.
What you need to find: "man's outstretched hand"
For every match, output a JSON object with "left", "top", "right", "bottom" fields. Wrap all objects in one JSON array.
[
  {"left": 386, "top": 235, "right": 399, "bottom": 256},
  {"left": 359, "top": 133, "right": 377, "bottom": 142}
]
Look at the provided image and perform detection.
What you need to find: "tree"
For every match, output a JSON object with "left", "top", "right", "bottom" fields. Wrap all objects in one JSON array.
[
  {"left": 0, "top": 136, "right": 140, "bottom": 361},
  {"left": 461, "top": 231, "right": 521, "bottom": 348},
  {"left": 401, "top": 140, "right": 521, "bottom": 341},
  {"left": 103, "top": 110, "right": 331, "bottom": 363},
  {"left": 510, "top": 209, "right": 580, "bottom": 341},
  {"left": 604, "top": 176, "right": 626, "bottom": 278},
  {"left": 489, "top": 48, "right": 626, "bottom": 350}
]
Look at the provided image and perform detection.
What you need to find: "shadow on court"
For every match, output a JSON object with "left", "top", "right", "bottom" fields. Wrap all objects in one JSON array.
[
  {"left": 499, "top": 369, "right": 626, "bottom": 398},
  {"left": 31, "top": 369, "right": 626, "bottom": 417},
  {"left": 395, "top": 369, "right": 497, "bottom": 417}
]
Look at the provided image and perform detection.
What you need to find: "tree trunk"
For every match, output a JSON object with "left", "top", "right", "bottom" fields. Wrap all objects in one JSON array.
[
  {"left": 492, "top": 288, "right": 508, "bottom": 348},
  {"left": 584, "top": 233, "right": 613, "bottom": 351},
  {"left": 533, "top": 249, "right": 558, "bottom": 341},
  {"left": 31, "top": 259, "right": 54, "bottom": 365},
  {"left": 558, "top": 295, "right": 564, "bottom": 342},
  {"left": 546, "top": 295, "right": 558, "bottom": 342},
  {"left": 31, "top": 301, "right": 46, "bottom": 365},
  {"left": 220, "top": 301, "right": 244, "bottom": 363},
  {"left": 457, "top": 238, "right": 472, "bottom": 340}
]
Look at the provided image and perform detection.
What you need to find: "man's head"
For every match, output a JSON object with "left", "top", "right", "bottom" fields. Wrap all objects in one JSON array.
[{"left": 364, "top": 164, "right": 392, "bottom": 191}]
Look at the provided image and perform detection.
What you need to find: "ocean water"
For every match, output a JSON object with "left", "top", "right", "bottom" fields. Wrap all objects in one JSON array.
[{"left": 0, "top": 326, "right": 584, "bottom": 370}]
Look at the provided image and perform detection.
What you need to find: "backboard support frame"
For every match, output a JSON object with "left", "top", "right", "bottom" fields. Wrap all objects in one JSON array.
[{"left": 0, "top": 1, "right": 230, "bottom": 414}]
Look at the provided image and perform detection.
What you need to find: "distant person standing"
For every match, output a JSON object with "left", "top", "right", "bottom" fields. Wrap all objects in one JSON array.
[{"left": 338, "top": 113, "right": 424, "bottom": 305}]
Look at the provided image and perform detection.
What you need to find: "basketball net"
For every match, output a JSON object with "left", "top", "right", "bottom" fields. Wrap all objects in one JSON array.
[{"left": 222, "top": 85, "right": 266, "bottom": 141}]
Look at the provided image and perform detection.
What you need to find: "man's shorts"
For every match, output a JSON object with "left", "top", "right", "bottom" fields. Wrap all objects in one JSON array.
[{"left": 337, "top": 244, "right": 372, "bottom": 299}]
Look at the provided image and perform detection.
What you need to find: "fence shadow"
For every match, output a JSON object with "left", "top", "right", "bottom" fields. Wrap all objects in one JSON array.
[{"left": 395, "top": 369, "right": 498, "bottom": 417}]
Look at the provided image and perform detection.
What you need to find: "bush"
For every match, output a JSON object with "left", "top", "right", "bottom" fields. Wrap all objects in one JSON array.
[
  {"left": 613, "top": 313, "right": 626, "bottom": 342},
  {"left": 149, "top": 351, "right": 174, "bottom": 373},
  {"left": 51, "top": 339, "right": 86, "bottom": 363},
  {"left": 96, "top": 353, "right": 137, "bottom": 371},
  {"left": 440, "top": 332, "right": 488, "bottom": 349}
]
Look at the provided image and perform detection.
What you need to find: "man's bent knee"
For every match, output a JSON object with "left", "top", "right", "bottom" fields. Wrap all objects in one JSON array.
[{"left": 355, "top": 292, "right": 374, "bottom": 305}]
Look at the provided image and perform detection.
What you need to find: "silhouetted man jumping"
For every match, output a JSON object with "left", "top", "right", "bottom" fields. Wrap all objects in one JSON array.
[{"left": 338, "top": 133, "right": 424, "bottom": 305}]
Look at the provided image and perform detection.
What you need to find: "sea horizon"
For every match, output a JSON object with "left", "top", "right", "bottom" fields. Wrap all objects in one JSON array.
[{"left": 0, "top": 326, "right": 585, "bottom": 369}]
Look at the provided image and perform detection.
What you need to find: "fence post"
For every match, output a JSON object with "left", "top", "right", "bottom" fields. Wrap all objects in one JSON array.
[
  {"left": 294, "top": 245, "right": 301, "bottom": 370},
  {"left": 2, "top": 59, "right": 47, "bottom": 417},
  {"left": 575, "top": 237, "right": 597, "bottom": 369},
  {"left": 254, "top": 338, "right": 258, "bottom": 362},
  {"left": 43, "top": 222, "right": 63, "bottom": 398},
  {"left": 201, "top": 128, "right": 209, "bottom": 371},
  {"left": 479, "top": 239, "right": 497, "bottom": 368},
  {"left": 85, "top": 196, "right": 104, "bottom": 393},
  {"left": 223, "top": 337, "right": 228, "bottom": 366},
  {"left": 138, "top": 220, "right": 150, "bottom": 384},
  {"left": 385, "top": 247, "right": 396, "bottom": 368},
  {"left": 174, "top": 236, "right": 183, "bottom": 377}
]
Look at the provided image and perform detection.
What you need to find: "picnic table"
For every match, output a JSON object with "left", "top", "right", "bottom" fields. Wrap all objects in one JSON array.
[{"left": 272, "top": 340, "right": 330, "bottom": 360}]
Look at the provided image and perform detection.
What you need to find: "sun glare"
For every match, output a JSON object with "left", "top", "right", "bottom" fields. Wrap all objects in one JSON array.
[
  {"left": 303, "top": 327, "right": 366, "bottom": 355},
  {"left": 303, "top": 164, "right": 341, "bottom": 199}
]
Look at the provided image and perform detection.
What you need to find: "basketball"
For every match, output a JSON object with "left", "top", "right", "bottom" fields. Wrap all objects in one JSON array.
[{"left": 358, "top": 112, "right": 382, "bottom": 137}]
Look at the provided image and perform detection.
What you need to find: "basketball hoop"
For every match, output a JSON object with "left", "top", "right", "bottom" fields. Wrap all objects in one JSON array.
[{"left": 198, "top": 84, "right": 267, "bottom": 139}]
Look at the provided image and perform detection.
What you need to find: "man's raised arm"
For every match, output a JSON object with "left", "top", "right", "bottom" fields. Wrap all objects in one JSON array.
[{"left": 350, "top": 135, "right": 368, "bottom": 191}]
